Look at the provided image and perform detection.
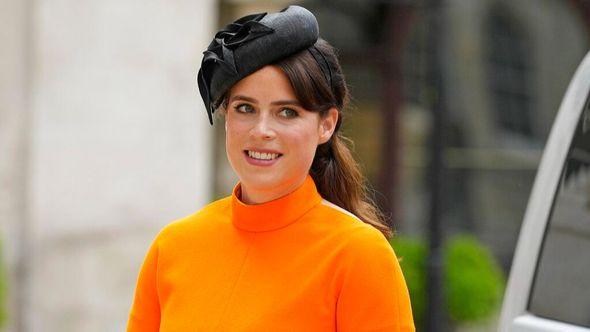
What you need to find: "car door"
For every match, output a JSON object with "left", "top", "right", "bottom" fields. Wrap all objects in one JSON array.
[{"left": 498, "top": 50, "right": 590, "bottom": 332}]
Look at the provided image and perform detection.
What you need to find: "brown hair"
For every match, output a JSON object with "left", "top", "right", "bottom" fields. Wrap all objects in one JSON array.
[{"left": 274, "top": 39, "right": 392, "bottom": 238}]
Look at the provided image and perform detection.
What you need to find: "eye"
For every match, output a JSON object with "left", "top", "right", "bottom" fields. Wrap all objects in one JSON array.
[
  {"left": 234, "top": 103, "right": 255, "bottom": 114},
  {"left": 278, "top": 107, "right": 299, "bottom": 118}
]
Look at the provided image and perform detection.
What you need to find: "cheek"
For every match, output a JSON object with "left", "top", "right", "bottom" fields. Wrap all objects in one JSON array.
[
  {"left": 288, "top": 128, "right": 320, "bottom": 159},
  {"left": 225, "top": 114, "right": 246, "bottom": 140},
  {"left": 225, "top": 120, "right": 245, "bottom": 156}
]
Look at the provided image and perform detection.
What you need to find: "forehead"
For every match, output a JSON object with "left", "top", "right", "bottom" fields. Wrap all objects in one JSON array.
[{"left": 228, "top": 65, "right": 297, "bottom": 102}]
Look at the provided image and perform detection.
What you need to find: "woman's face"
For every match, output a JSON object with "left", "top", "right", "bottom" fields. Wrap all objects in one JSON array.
[{"left": 225, "top": 65, "right": 337, "bottom": 204}]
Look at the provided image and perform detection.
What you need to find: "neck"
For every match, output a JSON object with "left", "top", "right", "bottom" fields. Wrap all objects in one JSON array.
[
  {"left": 239, "top": 176, "right": 307, "bottom": 205},
  {"left": 230, "top": 175, "right": 322, "bottom": 232}
]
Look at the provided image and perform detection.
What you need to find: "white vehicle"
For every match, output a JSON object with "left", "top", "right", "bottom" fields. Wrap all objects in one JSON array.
[{"left": 499, "top": 51, "right": 590, "bottom": 331}]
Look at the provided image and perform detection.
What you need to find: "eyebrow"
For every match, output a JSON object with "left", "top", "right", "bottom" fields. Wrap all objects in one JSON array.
[{"left": 230, "top": 95, "right": 301, "bottom": 107}]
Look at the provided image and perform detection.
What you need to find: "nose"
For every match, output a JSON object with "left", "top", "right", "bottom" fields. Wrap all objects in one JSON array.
[{"left": 250, "top": 113, "right": 276, "bottom": 140}]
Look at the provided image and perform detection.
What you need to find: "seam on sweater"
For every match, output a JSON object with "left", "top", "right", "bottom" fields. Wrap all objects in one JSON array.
[
  {"left": 393, "top": 261, "right": 405, "bottom": 330},
  {"left": 320, "top": 199, "right": 361, "bottom": 221},
  {"left": 154, "top": 241, "right": 162, "bottom": 321},
  {"left": 214, "top": 232, "right": 255, "bottom": 330}
]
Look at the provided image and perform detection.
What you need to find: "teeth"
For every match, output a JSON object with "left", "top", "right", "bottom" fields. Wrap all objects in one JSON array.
[{"left": 248, "top": 150, "right": 279, "bottom": 160}]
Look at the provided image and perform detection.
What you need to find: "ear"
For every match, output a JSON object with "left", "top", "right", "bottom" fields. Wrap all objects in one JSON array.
[{"left": 318, "top": 107, "right": 339, "bottom": 144}]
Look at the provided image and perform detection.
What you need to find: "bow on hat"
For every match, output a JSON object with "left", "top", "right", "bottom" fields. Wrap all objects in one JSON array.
[{"left": 197, "top": 13, "right": 274, "bottom": 124}]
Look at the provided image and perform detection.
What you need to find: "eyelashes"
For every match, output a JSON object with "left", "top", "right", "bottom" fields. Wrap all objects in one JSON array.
[
  {"left": 233, "top": 103, "right": 300, "bottom": 118},
  {"left": 278, "top": 108, "right": 299, "bottom": 118},
  {"left": 234, "top": 103, "right": 255, "bottom": 113}
]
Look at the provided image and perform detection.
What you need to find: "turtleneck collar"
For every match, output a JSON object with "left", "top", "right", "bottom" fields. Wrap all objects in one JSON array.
[{"left": 231, "top": 175, "right": 322, "bottom": 232}]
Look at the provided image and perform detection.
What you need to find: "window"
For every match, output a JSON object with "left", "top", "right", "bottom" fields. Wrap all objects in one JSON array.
[
  {"left": 528, "top": 100, "right": 590, "bottom": 327},
  {"left": 485, "top": 7, "right": 534, "bottom": 139},
  {"left": 402, "top": 11, "right": 433, "bottom": 108}
]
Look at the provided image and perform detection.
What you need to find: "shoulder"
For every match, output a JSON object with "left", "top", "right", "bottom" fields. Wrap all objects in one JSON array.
[
  {"left": 339, "top": 223, "right": 395, "bottom": 261},
  {"left": 154, "top": 196, "right": 233, "bottom": 245},
  {"left": 312, "top": 199, "right": 394, "bottom": 257},
  {"left": 317, "top": 199, "right": 362, "bottom": 222},
  {"left": 312, "top": 199, "right": 364, "bottom": 230}
]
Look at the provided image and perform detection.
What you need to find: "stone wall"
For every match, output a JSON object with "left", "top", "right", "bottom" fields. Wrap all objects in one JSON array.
[{"left": 0, "top": 0, "right": 217, "bottom": 330}]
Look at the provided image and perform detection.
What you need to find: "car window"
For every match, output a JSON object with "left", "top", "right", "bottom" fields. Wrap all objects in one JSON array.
[{"left": 528, "top": 100, "right": 590, "bottom": 327}]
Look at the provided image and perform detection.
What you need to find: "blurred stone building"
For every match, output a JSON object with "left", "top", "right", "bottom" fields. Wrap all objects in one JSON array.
[{"left": 1, "top": 0, "right": 216, "bottom": 331}]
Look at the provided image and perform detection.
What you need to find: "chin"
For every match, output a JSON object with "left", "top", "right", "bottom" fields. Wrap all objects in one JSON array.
[{"left": 240, "top": 172, "right": 284, "bottom": 190}]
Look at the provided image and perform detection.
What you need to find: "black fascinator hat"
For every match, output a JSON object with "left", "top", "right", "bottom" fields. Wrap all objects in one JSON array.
[{"left": 197, "top": 5, "right": 320, "bottom": 124}]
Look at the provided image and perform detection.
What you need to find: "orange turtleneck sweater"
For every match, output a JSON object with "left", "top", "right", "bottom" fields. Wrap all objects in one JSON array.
[{"left": 127, "top": 176, "right": 415, "bottom": 331}]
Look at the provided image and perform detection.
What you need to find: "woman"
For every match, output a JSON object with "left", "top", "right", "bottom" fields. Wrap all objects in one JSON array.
[{"left": 127, "top": 5, "right": 414, "bottom": 331}]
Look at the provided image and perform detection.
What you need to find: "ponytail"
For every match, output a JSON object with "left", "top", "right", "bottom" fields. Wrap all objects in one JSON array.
[{"left": 310, "top": 134, "right": 392, "bottom": 238}]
